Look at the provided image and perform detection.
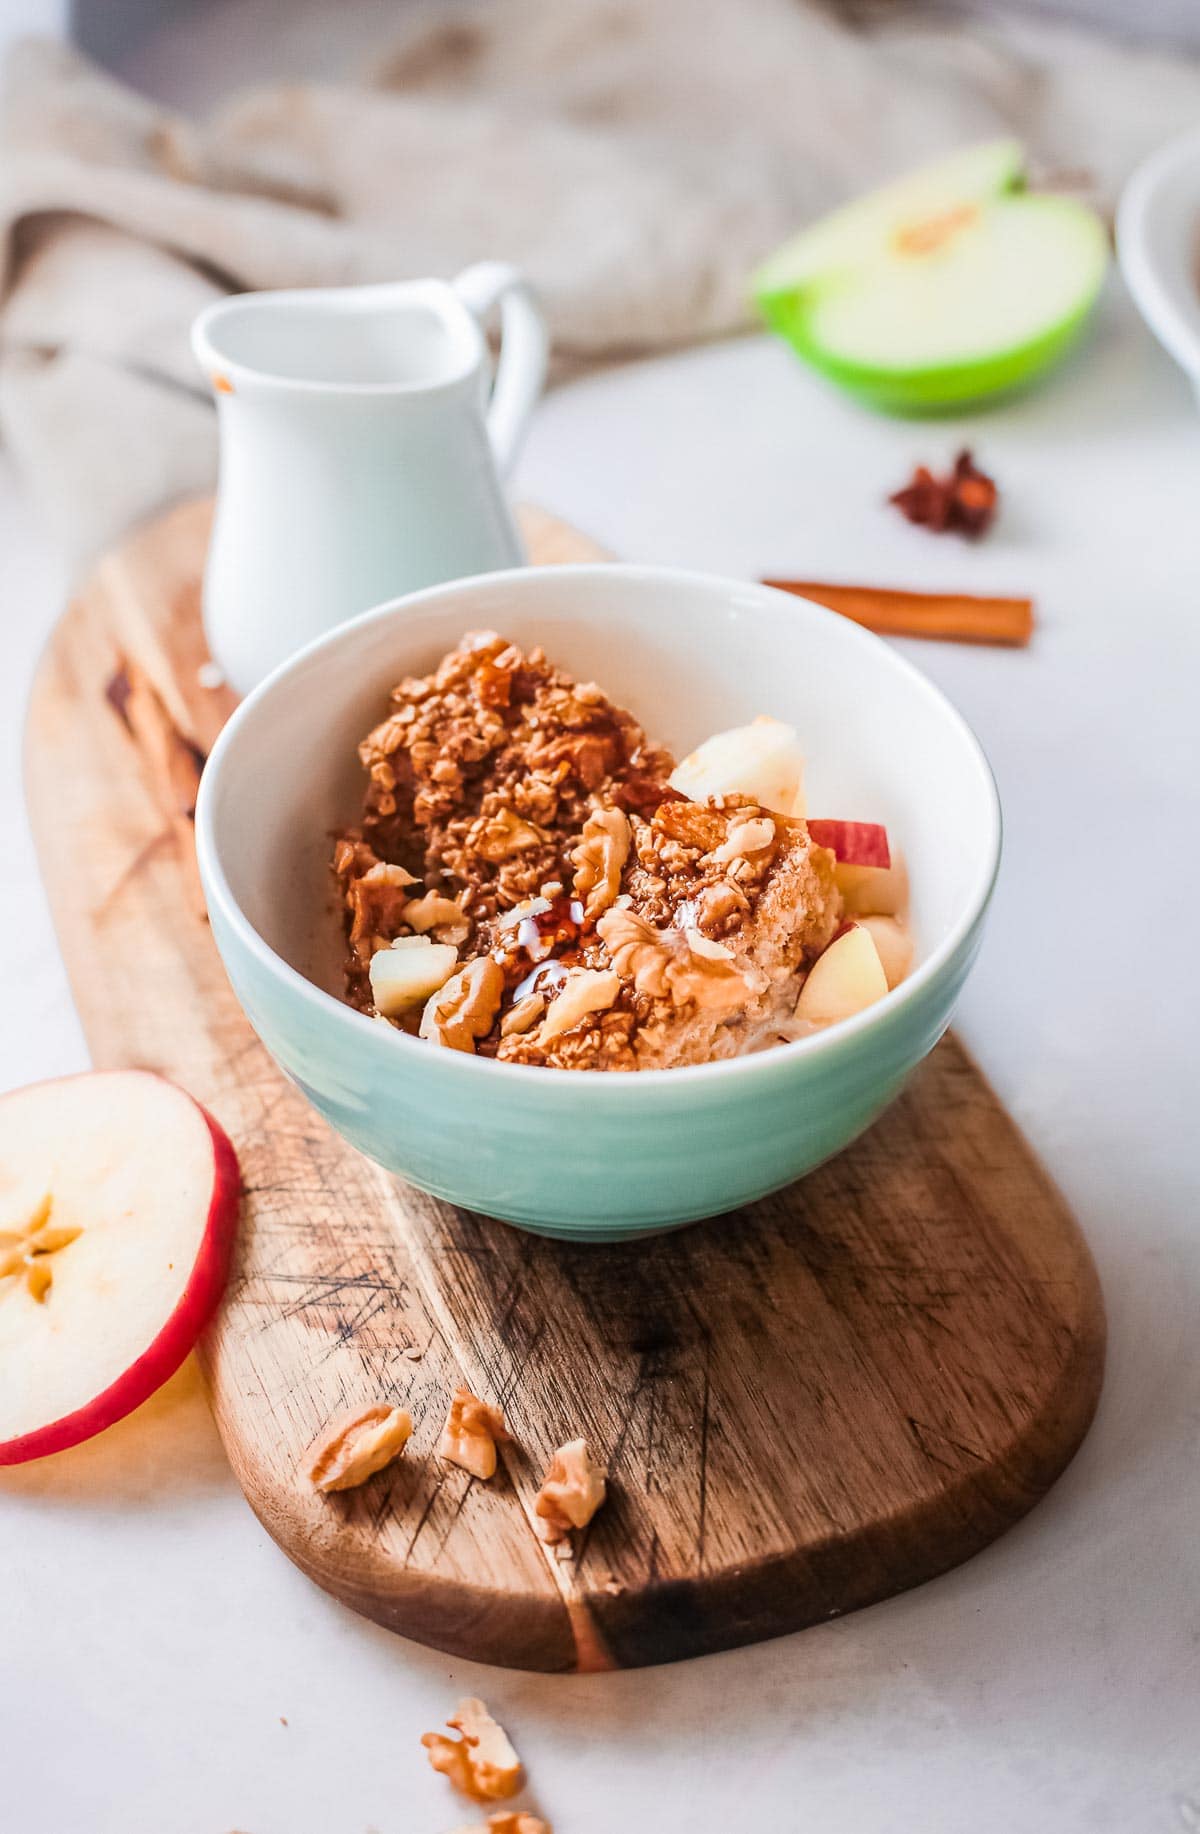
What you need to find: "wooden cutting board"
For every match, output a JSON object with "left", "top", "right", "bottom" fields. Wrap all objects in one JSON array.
[{"left": 24, "top": 498, "right": 1105, "bottom": 1673}]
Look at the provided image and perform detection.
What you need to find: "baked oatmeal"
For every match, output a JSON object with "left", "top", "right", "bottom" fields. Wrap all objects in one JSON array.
[{"left": 331, "top": 632, "right": 909, "bottom": 1070}]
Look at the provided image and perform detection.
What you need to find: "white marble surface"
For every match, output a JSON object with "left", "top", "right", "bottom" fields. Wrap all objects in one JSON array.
[{"left": 3, "top": 284, "right": 1200, "bottom": 1832}]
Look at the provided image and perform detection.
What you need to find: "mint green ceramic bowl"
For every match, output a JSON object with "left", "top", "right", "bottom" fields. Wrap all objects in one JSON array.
[{"left": 195, "top": 565, "right": 1000, "bottom": 1240}]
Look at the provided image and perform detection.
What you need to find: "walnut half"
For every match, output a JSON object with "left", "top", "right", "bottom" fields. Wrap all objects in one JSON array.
[
  {"left": 537, "top": 968, "right": 622, "bottom": 1045},
  {"left": 422, "top": 1698, "right": 524, "bottom": 1803},
  {"left": 533, "top": 1438, "right": 608, "bottom": 1544},
  {"left": 306, "top": 1403, "right": 413, "bottom": 1494},
  {"left": 420, "top": 955, "right": 505, "bottom": 1052},
  {"left": 453, "top": 1815, "right": 550, "bottom": 1834},
  {"left": 597, "top": 905, "right": 756, "bottom": 1015},
  {"left": 403, "top": 889, "right": 471, "bottom": 945},
  {"left": 473, "top": 807, "right": 546, "bottom": 862},
  {"left": 438, "top": 1386, "right": 510, "bottom": 1480},
  {"left": 570, "top": 805, "right": 630, "bottom": 921}
]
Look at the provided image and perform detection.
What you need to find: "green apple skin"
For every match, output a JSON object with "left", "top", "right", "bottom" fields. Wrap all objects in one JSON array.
[
  {"left": 754, "top": 142, "right": 1109, "bottom": 415},
  {"left": 760, "top": 281, "right": 1104, "bottom": 416}
]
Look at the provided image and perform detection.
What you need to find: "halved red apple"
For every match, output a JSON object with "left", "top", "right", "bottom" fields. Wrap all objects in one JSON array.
[
  {"left": 0, "top": 1070, "right": 240, "bottom": 1465},
  {"left": 807, "top": 820, "right": 891, "bottom": 869}
]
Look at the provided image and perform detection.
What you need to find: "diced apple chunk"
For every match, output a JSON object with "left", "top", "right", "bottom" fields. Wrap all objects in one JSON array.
[
  {"left": 855, "top": 915, "right": 913, "bottom": 990},
  {"left": 369, "top": 935, "right": 458, "bottom": 1016},
  {"left": 807, "top": 820, "right": 890, "bottom": 868},
  {"left": 836, "top": 851, "right": 909, "bottom": 917},
  {"left": 669, "top": 716, "right": 806, "bottom": 817},
  {"left": 795, "top": 922, "right": 889, "bottom": 1026}
]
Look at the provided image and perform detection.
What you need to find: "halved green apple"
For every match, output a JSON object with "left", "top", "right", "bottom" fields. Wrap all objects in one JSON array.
[{"left": 754, "top": 140, "right": 1108, "bottom": 413}]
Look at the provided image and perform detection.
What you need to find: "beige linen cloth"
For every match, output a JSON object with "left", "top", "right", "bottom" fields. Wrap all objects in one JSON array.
[{"left": 4, "top": 0, "right": 1200, "bottom": 561}]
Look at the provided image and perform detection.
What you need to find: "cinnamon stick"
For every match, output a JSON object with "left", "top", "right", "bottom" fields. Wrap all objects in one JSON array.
[{"left": 762, "top": 579, "right": 1034, "bottom": 647}]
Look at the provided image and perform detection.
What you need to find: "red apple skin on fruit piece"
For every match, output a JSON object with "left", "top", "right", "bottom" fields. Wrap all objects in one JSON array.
[
  {"left": 807, "top": 820, "right": 891, "bottom": 869},
  {"left": 0, "top": 1071, "right": 240, "bottom": 1466}
]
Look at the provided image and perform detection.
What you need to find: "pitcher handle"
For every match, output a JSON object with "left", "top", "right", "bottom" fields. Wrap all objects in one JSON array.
[{"left": 452, "top": 262, "right": 548, "bottom": 476}]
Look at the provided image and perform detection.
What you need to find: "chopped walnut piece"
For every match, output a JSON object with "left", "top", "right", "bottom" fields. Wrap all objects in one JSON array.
[
  {"left": 306, "top": 1403, "right": 413, "bottom": 1493},
  {"left": 420, "top": 956, "right": 505, "bottom": 1052},
  {"left": 344, "top": 861, "right": 417, "bottom": 969},
  {"left": 651, "top": 798, "right": 730, "bottom": 852},
  {"left": 595, "top": 905, "right": 672, "bottom": 998},
  {"left": 710, "top": 815, "right": 775, "bottom": 866},
  {"left": 537, "top": 969, "right": 622, "bottom": 1045},
  {"left": 474, "top": 808, "right": 546, "bottom": 862},
  {"left": 453, "top": 1816, "right": 550, "bottom": 1834},
  {"left": 570, "top": 806, "right": 630, "bottom": 921},
  {"left": 500, "top": 991, "right": 546, "bottom": 1036},
  {"left": 403, "top": 891, "right": 471, "bottom": 945},
  {"left": 693, "top": 878, "right": 750, "bottom": 934},
  {"left": 438, "top": 1386, "right": 510, "bottom": 1480},
  {"left": 597, "top": 906, "right": 756, "bottom": 1014},
  {"left": 533, "top": 1438, "right": 607, "bottom": 1544},
  {"left": 422, "top": 1699, "right": 524, "bottom": 1803}
]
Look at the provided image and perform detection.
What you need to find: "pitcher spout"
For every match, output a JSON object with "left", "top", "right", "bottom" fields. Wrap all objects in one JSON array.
[{"left": 192, "top": 279, "right": 484, "bottom": 399}]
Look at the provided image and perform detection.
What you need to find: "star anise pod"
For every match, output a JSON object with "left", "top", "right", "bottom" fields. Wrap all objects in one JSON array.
[{"left": 889, "top": 449, "right": 998, "bottom": 539}]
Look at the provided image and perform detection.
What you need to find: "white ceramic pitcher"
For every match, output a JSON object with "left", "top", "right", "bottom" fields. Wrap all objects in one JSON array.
[{"left": 191, "top": 263, "right": 548, "bottom": 695}]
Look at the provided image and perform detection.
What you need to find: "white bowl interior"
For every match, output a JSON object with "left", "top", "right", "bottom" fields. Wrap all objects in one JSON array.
[
  {"left": 205, "top": 568, "right": 998, "bottom": 1006},
  {"left": 1118, "top": 127, "right": 1200, "bottom": 380}
]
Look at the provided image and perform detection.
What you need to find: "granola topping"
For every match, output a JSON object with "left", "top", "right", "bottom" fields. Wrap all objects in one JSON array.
[
  {"left": 331, "top": 634, "right": 907, "bottom": 1069},
  {"left": 570, "top": 805, "right": 630, "bottom": 922}
]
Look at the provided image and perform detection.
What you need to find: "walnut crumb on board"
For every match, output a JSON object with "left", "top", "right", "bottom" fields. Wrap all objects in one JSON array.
[
  {"left": 422, "top": 1698, "right": 523, "bottom": 1802},
  {"left": 438, "top": 1385, "right": 510, "bottom": 1479},
  {"left": 305, "top": 1403, "right": 412, "bottom": 1493},
  {"left": 533, "top": 1438, "right": 607, "bottom": 1544}
]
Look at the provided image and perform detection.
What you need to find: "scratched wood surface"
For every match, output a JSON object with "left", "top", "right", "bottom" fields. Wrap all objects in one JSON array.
[{"left": 24, "top": 497, "right": 1105, "bottom": 1672}]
